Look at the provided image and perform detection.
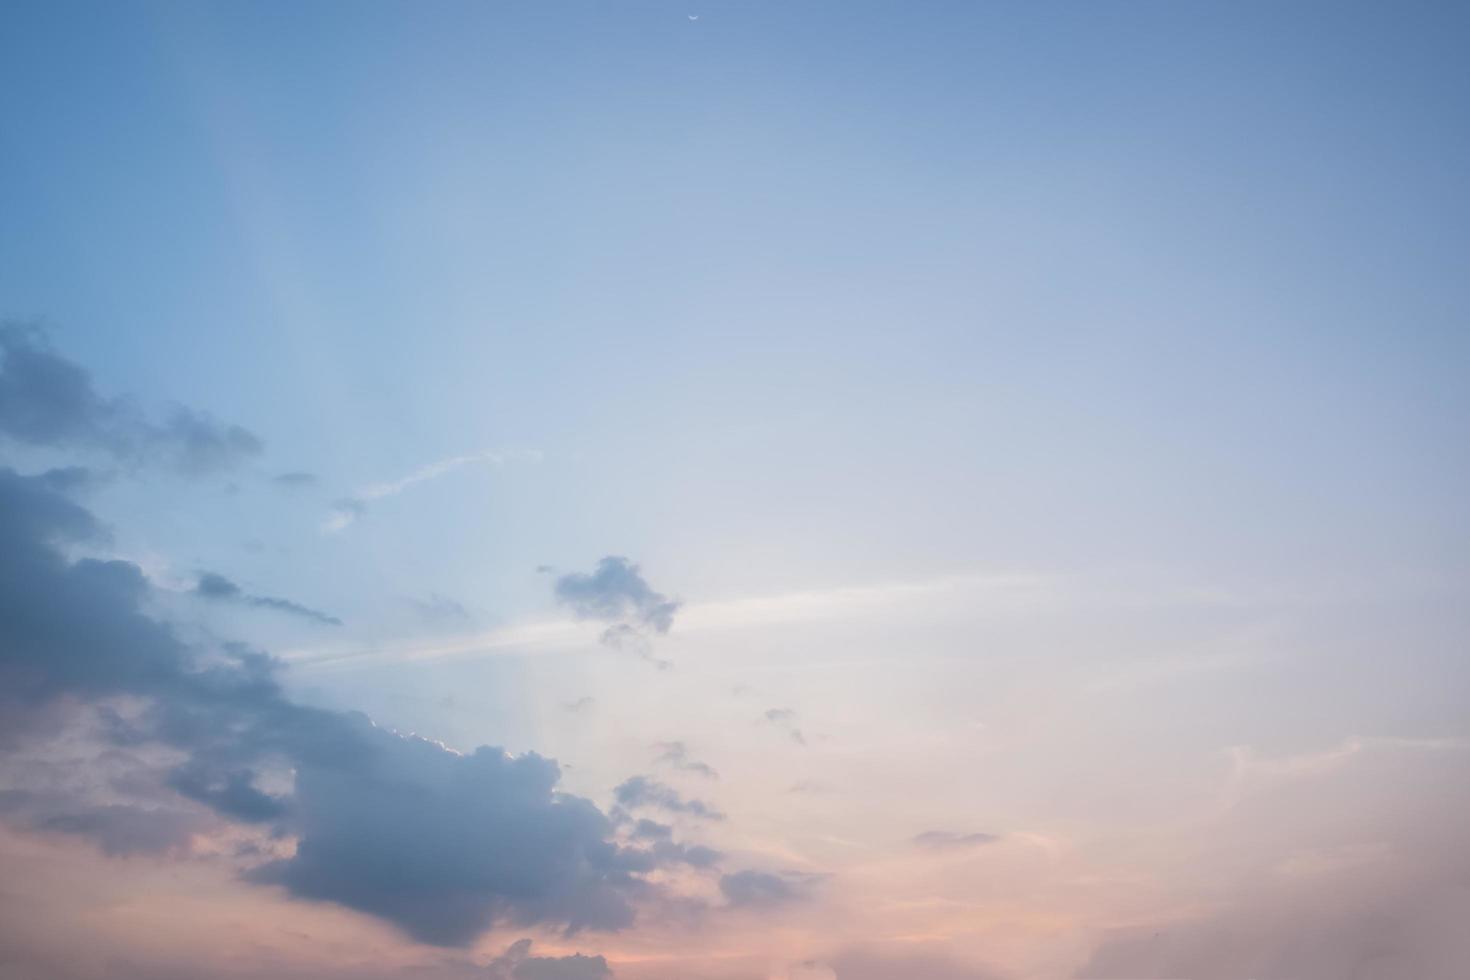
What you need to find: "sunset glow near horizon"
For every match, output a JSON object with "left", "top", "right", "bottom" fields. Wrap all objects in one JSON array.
[{"left": 1, "top": 3, "right": 1468, "bottom": 979}]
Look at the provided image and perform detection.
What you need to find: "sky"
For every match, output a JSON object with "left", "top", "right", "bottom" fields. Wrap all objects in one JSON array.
[{"left": 1, "top": 2, "right": 1468, "bottom": 978}]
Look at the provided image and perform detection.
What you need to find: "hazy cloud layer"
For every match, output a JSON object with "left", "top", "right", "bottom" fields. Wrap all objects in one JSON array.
[
  {"left": 912, "top": 831, "right": 1000, "bottom": 850},
  {"left": 0, "top": 325, "right": 261, "bottom": 475},
  {"left": 827, "top": 946, "right": 1005, "bottom": 980}
]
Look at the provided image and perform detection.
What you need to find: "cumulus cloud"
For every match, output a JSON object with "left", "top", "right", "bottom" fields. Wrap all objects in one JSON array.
[
  {"left": 194, "top": 571, "right": 343, "bottom": 627},
  {"left": 0, "top": 325, "right": 261, "bottom": 475},
  {"left": 0, "top": 467, "right": 684, "bottom": 948}
]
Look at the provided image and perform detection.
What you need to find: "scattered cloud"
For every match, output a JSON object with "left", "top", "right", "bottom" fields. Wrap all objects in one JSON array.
[
  {"left": 553, "top": 557, "right": 681, "bottom": 666},
  {"left": 486, "top": 939, "right": 614, "bottom": 980},
  {"left": 652, "top": 741, "right": 718, "bottom": 779},
  {"left": 0, "top": 324, "right": 262, "bottom": 476},
  {"left": 719, "top": 869, "right": 824, "bottom": 909},
  {"left": 554, "top": 557, "right": 680, "bottom": 634},
  {"left": 763, "top": 708, "right": 807, "bottom": 746},
  {"left": 195, "top": 571, "right": 342, "bottom": 627},
  {"left": 407, "top": 593, "right": 474, "bottom": 628},
  {"left": 613, "top": 776, "right": 723, "bottom": 821},
  {"left": 272, "top": 471, "right": 318, "bottom": 489}
]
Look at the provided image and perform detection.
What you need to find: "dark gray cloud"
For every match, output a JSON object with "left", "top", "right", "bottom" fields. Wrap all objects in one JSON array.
[
  {"left": 912, "top": 831, "right": 1000, "bottom": 850},
  {"left": 718, "top": 869, "right": 823, "bottom": 908},
  {"left": 613, "top": 776, "right": 723, "bottom": 821},
  {"left": 0, "top": 325, "right": 262, "bottom": 475},
  {"left": 272, "top": 471, "right": 319, "bottom": 489},
  {"left": 486, "top": 939, "right": 613, "bottom": 980},
  {"left": 553, "top": 557, "right": 680, "bottom": 634},
  {"left": 195, "top": 571, "right": 343, "bottom": 627},
  {"left": 652, "top": 741, "right": 718, "bottom": 779},
  {"left": 0, "top": 467, "right": 679, "bottom": 948}
]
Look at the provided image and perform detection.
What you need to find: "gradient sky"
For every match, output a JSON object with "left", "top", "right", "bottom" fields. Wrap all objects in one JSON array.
[{"left": 2, "top": 2, "right": 1468, "bottom": 978}]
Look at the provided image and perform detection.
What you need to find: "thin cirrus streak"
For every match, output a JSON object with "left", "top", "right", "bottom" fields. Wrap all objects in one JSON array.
[
  {"left": 280, "top": 571, "right": 1060, "bottom": 670},
  {"left": 320, "top": 448, "right": 543, "bottom": 533}
]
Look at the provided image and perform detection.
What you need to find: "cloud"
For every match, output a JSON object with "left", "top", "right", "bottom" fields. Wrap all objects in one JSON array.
[
  {"left": 0, "top": 324, "right": 262, "bottom": 475},
  {"left": 613, "top": 776, "right": 723, "bottom": 821},
  {"left": 1075, "top": 887, "right": 1470, "bottom": 980},
  {"left": 595, "top": 622, "right": 671, "bottom": 670},
  {"left": 409, "top": 593, "right": 473, "bottom": 627},
  {"left": 762, "top": 708, "right": 807, "bottom": 746},
  {"left": 1076, "top": 737, "right": 1470, "bottom": 980},
  {"left": 827, "top": 946, "right": 1005, "bottom": 980},
  {"left": 912, "top": 831, "right": 1000, "bottom": 850},
  {"left": 0, "top": 790, "right": 205, "bottom": 857},
  {"left": 652, "top": 741, "right": 718, "bottom": 779},
  {"left": 195, "top": 571, "right": 343, "bottom": 627},
  {"left": 626, "top": 818, "right": 723, "bottom": 869},
  {"left": 272, "top": 471, "right": 318, "bottom": 489},
  {"left": 322, "top": 450, "right": 537, "bottom": 533},
  {"left": 247, "top": 728, "right": 648, "bottom": 945},
  {"left": 554, "top": 557, "right": 680, "bottom": 638},
  {"left": 0, "top": 467, "right": 682, "bottom": 948},
  {"left": 718, "top": 869, "right": 823, "bottom": 909},
  {"left": 322, "top": 497, "right": 367, "bottom": 533},
  {"left": 485, "top": 939, "right": 614, "bottom": 980}
]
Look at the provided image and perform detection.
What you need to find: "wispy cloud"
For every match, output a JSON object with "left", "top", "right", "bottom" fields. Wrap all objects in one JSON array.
[
  {"left": 195, "top": 571, "right": 342, "bottom": 627},
  {"left": 280, "top": 570, "right": 1062, "bottom": 670},
  {"left": 322, "top": 449, "right": 541, "bottom": 532}
]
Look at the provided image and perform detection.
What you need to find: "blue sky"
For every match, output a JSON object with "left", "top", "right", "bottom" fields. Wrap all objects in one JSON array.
[{"left": 1, "top": 3, "right": 1468, "bottom": 978}]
